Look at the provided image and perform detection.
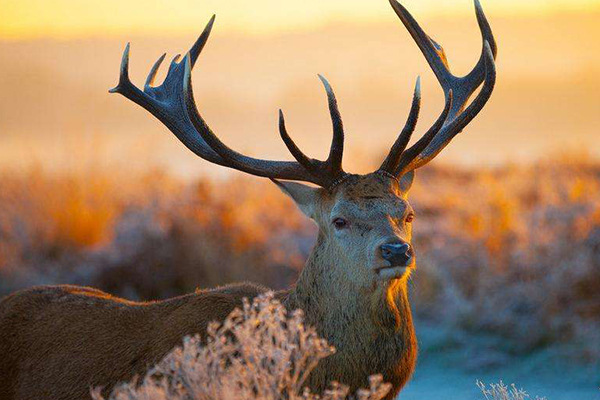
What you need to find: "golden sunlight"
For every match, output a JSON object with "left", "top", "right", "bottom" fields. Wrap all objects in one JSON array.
[{"left": 1, "top": 0, "right": 599, "bottom": 38}]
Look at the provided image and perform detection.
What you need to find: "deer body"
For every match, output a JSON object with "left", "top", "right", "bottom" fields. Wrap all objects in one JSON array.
[
  {"left": 0, "top": 1, "right": 496, "bottom": 398},
  {"left": 0, "top": 175, "right": 418, "bottom": 400},
  {"left": 0, "top": 276, "right": 416, "bottom": 400},
  {"left": 0, "top": 284, "right": 267, "bottom": 400}
]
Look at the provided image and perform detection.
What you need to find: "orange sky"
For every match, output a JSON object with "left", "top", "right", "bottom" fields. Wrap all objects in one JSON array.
[
  {"left": 0, "top": 0, "right": 599, "bottom": 173},
  {"left": 2, "top": 0, "right": 600, "bottom": 39}
]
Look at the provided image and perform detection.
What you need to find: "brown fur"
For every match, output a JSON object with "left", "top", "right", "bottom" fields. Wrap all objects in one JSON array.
[{"left": 0, "top": 174, "right": 417, "bottom": 400}]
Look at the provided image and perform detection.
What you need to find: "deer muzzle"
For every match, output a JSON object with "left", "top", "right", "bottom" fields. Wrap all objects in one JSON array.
[{"left": 380, "top": 242, "right": 413, "bottom": 267}]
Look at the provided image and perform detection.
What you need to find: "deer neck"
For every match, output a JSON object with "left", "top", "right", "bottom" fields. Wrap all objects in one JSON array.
[
  {"left": 285, "top": 232, "right": 414, "bottom": 339},
  {"left": 282, "top": 232, "right": 417, "bottom": 395}
]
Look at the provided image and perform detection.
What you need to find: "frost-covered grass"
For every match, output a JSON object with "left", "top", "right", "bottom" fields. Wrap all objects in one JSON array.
[{"left": 477, "top": 381, "right": 545, "bottom": 400}]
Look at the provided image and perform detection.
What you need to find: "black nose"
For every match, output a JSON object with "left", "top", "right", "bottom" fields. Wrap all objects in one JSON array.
[{"left": 380, "top": 242, "right": 412, "bottom": 266}]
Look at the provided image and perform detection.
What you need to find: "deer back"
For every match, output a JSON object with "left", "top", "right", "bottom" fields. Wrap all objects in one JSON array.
[{"left": 0, "top": 284, "right": 268, "bottom": 400}]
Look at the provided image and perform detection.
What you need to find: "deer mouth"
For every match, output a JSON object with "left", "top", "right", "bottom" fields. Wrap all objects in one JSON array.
[{"left": 375, "top": 265, "right": 411, "bottom": 280}]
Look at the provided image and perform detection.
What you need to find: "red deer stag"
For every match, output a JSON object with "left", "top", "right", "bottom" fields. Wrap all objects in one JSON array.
[{"left": 0, "top": 1, "right": 496, "bottom": 399}]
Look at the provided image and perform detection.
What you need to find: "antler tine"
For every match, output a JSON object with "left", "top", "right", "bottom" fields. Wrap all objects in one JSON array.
[
  {"left": 395, "top": 90, "right": 453, "bottom": 176},
  {"left": 379, "top": 77, "right": 421, "bottom": 174},
  {"left": 464, "top": 0, "right": 497, "bottom": 91},
  {"left": 144, "top": 53, "right": 167, "bottom": 89},
  {"left": 385, "top": 0, "right": 497, "bottom": 175},
  {"left": 189, "top": 14, "right": 216, "bottom": 68},
  {"left": 109, "top": 43, "right": 139, "bottom": 97},
  {"left": 278, "top": 110, "right": 321, "bottom": 176},
  {"left": 318, "top": 75, "right": 345, "bottom": 176},
  {"left": 388, "top": 0, "right": 454, "bottom": 90}
]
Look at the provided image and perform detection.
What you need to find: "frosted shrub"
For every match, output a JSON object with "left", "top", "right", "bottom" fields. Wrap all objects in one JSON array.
[
  {"left": 477, "top": 381, "right": 546, "bottom": 400},
  {"left": 92, "top": 293, "right": 391, "bottom": 400}
]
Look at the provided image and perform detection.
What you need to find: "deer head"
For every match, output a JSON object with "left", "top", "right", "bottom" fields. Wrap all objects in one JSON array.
[{"left": 110, "top": 0, "right": 496, "bottom": 296}]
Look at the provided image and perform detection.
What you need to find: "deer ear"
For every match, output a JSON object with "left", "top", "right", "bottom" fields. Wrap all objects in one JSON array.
[
  {"left": 398, "top": 170, "right": 415, "bottom": 193},
  {"left": 271, "top": 179, "right": 320, "bottom": 219}
]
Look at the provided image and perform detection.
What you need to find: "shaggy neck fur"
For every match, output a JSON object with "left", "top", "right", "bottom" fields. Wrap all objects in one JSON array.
[{"left": 282, "top": 232, "right": 417, "bottom": 399}]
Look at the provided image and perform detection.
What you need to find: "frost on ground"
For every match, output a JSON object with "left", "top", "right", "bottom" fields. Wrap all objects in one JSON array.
[{"left": 477, "top": 381, "right": 545, "bottom": 400}]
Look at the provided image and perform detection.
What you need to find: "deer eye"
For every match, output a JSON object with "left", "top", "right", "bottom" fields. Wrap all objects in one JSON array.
[
  {"left": 405, "top": 213, "right": 415, "bottom": 223},
  {"left": 332, "top": 217, "right": 349, "bottom": 230}
]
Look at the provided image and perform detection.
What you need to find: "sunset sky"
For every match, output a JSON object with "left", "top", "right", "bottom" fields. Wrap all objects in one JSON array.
[
  {"left": 2, "top": 0, "right": 600, "bottom": 38},
  {"left": 1, "top": 0, "right": 598, "bottom": 173}
]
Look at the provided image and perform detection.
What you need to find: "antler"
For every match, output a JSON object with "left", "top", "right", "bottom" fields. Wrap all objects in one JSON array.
[
  {"left": 111, "top": 0, "right": 495, "bottom": 189},
  {"left": 109, "top": 16, "right": 346, "bottom": 188},
  {"left": 379, "top": 0, "right": 497, "bottom": 177}
]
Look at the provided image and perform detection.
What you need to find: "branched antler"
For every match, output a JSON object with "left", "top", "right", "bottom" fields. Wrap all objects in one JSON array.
[
  {"left": 380, "top": 0, "right": 497, "bottom": 177},
  {"left": 109, "top": 16, "right": 346, "bottom": 188},
  {"left": 111, "top": 0, "right": 496, "bottom": 188}
]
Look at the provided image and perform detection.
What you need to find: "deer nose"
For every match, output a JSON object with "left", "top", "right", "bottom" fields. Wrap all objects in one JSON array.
[{"left": 380, "top": 242, "right": 412, "bottom": 266}]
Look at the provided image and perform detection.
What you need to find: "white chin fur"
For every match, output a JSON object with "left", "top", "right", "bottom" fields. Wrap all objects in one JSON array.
[{"left": 376, "top": 266, "right": 409, "bottom": 281}]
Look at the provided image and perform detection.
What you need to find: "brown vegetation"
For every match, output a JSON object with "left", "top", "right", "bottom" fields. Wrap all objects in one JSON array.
[{"left": 1, "top": 158, "right": 598, "bottom": 364}]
